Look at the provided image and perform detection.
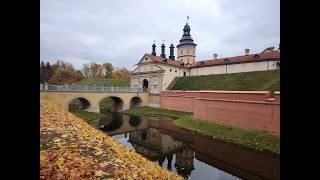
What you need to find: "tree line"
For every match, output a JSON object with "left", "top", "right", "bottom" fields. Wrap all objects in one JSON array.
[{"left": 40, "top": 60, "right": 131, "bottom": 84}]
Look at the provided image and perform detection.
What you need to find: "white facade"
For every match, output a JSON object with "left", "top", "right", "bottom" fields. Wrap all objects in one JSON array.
[
  {"left": 131, "top": 55, "right": 279, "bottom": 94},
  {"left": 130, "top": 54, "right": 190, "bottom": 94},
  {"left": 130, "top": 23, "right": 280, "bottom": 94},
  {"left": 190, "top": 60, "right": 279, "bottom": 76}
]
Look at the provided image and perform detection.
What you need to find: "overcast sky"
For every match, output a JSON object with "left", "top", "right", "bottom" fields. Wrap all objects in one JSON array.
[{"left": 40, "top": 0, "right": 279, "bottom": 70}]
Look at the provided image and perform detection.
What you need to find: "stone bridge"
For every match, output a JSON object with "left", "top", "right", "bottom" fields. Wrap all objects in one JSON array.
[{"left": 40, "top": 83, "right": 149, "bottom": 113}]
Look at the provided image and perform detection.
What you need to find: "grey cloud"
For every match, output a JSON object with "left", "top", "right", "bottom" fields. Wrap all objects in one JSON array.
[{"left": 41, "top": 0, "right": 279, "bottom": 70}]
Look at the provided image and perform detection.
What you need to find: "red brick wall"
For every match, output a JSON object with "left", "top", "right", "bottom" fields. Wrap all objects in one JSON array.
[
  {"left": 193, "top": 98, "right": 280, "bottom": 133},
  {"left": 160, "top": 91, "right": 197, "bottom": 112},
  {"left": 160, "top": 90, "right": 280, "bottom": 134}
]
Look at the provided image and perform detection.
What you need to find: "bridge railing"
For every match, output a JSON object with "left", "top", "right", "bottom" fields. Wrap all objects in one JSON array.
[{"left": 40, "top": 83, "right": 149, "bottom": 93}]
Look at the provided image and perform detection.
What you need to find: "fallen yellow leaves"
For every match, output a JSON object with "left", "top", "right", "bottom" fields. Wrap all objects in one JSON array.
[{"left": 40, "top": 98, "right": 183, "bottom": 180}]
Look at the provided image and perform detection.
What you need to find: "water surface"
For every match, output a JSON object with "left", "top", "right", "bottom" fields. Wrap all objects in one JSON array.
[{"left": 88, "top": 112, "right": 279, "bottom": 180}]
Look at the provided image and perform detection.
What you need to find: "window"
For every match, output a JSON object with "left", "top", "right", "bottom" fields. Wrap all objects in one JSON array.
[
  {"left": 170, "top": 69, "right": 172, "bottom": 72},
  {"left": 187, "top": 59, "right": 189, "bottom": 64},
  {"left": 175, "top": 70, "right": 177, "bottom": 72},
  {"left": 181, "top": 50, "right": 183, "bottom": 54},
  {"left": 145, "top": 57, "right": 148, "bottom": 60},
  {"left": 187, "top": 49, "right": 190, "bottom": 53},
  {"left": 193, "top": 50, "right": 195, "bottom": 54}
]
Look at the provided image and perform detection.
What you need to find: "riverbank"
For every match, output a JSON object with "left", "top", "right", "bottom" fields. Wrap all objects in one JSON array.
[
  {"left": 122, "top": 106, "right": 280, "bottom": 155},
  {"left": 40, "top": 98, "right": 183, "bottom": 179}
]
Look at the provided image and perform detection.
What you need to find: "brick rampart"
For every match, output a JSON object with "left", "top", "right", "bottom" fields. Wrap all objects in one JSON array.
[{"left": 160, "top": 90, "right": 280, "bottom": 134}]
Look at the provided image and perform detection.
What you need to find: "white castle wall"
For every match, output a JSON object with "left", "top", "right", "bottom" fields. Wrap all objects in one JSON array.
[{"left": 190, "top": 61, "right": 279, "bottom": 76}]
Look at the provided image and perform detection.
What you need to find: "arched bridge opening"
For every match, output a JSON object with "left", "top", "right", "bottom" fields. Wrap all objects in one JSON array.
[
  {"left": 130, "top": 96, "right": 142, "bottom": 108},
  {"left": 68, "top": 97, "right": 91, "bottom": 112},
  {"left": 99, "top": 96, "right": 124, "bottom": 113}
]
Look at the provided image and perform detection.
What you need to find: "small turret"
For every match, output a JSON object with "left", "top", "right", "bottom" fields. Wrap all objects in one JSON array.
[
  {"left": 152, "top": 42, "right": 156, "bottom": 56},
  {"left": 169, "top": 44, "right": 175, "bottom": 60},
  {"left": 161, "top": 42, "right": 166, "bottom": 58}
]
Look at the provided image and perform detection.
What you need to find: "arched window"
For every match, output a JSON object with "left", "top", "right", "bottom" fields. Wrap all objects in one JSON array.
[{"left": 170, "top": 69, "right": 172, "bottom": 72}]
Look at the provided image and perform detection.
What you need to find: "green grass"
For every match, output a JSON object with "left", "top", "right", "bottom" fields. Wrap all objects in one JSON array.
[
  {"left": 76, "top": 78, "right": 130, "bottom": 87},
  {"left": 171, "top": 70, "right": 280, "bottom": 91},
  {"left": 122, "top": 106, "right": 192, "bottom": 119},
  {"left": 71, "top": 111, "right": 106, "bottom": 121},
  {"left": 174, "top": 116, "right": 280, "bottom": 155},
  {"left": 123, "top": 106, "right": 280, "bottom": 155}
]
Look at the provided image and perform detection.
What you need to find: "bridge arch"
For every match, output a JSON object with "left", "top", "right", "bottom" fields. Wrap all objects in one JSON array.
[
  {"left": 99, "top": 96, "right": 124, "bottom": 112},
  {"left": 130, "top": 96, "right": 142, "bottom": 108},
  {"left": 67, "top": 96, "right": 92, "bottom": 111}
]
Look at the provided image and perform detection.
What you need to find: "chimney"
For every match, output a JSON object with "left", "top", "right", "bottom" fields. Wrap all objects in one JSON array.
[
  {"left": 161, "top": 43, "right": 166, "bottom": 58},
  {"left": 213, "top": 53, "right": 218, "bottom": 59},
  {"left": 245, "top": 48, "right": 250, "bottom": 56},
  {"left": 151, "top": 43, "right": 156, "bottom": 56},
  {"left": 169, "top": 44, "right": 175, "bottom": 60}
]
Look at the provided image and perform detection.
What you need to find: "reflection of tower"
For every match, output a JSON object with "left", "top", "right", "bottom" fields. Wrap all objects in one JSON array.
[
  {"left": 166, "top": 153, "right": 173, "bottom": 171},
  {"left": 175, "top": 147, "right": 195, "bottom": 178}
]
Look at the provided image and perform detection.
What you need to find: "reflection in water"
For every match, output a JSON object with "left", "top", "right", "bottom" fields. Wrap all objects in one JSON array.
[
  {"left": 91, "top": 112, "right": 279, "bottom": 180},
  {"left": 99, "top": 112, "right": 123, "bottom": 131},
  {"left": 129, "top": 116, "right": 142, "bottom": 127},
  {"left": 175, "top": 148, "right": 195, "bottom": 178}
]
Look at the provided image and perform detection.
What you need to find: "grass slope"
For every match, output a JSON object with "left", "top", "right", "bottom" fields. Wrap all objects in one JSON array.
[
  {"left": 171, "top": 70, "right": 280, "bottom": 91},
  {"left": 123, "top": 106, "right": 280, "bottom": 155},
  {"left": 76, "top": 78, "right": 130, "bottom": 87}
]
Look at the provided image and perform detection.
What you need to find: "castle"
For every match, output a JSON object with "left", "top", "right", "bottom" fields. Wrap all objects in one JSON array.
[{"left": 130, "top": 20, "right": 280, "bottom": 95}]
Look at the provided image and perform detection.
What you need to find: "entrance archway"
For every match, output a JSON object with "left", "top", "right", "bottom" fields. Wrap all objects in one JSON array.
[{"left": 143, "top": 79, "right": 149, "bottom": 91}]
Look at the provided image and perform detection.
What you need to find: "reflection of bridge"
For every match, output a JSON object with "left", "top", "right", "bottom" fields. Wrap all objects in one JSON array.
[{"left": 40, "top": 84, "right": 149, "bottom": 112}]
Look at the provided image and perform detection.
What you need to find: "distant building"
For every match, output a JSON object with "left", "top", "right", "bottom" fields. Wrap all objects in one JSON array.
[{"left": 130, "top": 20, "right": 280, "bottom": 94}]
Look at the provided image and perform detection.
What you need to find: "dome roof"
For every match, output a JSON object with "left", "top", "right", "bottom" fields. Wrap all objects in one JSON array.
[{"left": 177, "top": 23, "right": 197, "bottom": 47}]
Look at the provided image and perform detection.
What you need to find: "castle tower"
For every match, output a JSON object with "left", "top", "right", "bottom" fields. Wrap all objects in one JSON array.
[
  {"left": 175, "top": 147, "right": 194, "bottom": 178},
  {"left": 177, "top": 17, "right": 197, "bottom": 65}
]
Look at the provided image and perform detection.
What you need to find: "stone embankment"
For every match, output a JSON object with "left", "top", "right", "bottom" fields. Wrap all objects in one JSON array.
[{"left": 40, "top": 98, "right": 182, "bottom": 180}]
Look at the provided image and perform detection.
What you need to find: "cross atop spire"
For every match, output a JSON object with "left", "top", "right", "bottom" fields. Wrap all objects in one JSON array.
[{"left": 186, "top": 16, "right": 189, "bottom": 23}]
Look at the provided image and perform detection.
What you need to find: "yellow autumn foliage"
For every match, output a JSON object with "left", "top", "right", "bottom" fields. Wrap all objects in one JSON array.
[{"left": 40, "top": 97, "right": 183, "bottom": 180}]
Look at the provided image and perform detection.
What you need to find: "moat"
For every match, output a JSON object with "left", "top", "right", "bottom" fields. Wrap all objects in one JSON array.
[{"left": 86, "top": 111, "right": 280, "bottom": 180}]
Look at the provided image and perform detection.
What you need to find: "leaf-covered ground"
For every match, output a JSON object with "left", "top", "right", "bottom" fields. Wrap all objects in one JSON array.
[{"left": 40, "top": 98, "right": 183, "bottom": 180}]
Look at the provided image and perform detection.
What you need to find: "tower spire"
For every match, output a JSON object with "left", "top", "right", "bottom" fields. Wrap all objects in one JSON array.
[
  {"left": 151, "top": 40, "right": 156, "bottom": 56},
  {"left": 186, "top": 16, "right": 189, "bottom": 23}
]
